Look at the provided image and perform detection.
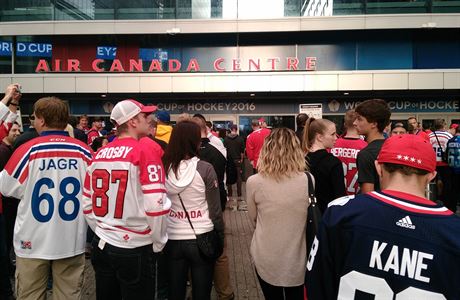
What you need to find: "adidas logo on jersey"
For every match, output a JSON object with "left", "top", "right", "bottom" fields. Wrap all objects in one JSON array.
[{"left": 396, "top": 216, "right": 415, "bottom": 229}]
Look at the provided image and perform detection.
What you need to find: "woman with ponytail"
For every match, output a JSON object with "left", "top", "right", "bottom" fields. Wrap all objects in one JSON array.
[{"left": 302, "top": 118, "right": 346, "bottom": 213}]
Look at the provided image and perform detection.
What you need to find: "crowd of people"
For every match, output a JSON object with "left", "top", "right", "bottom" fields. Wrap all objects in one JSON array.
[{"left": 0, "top": 83, "right": 459, "bottom": 300}]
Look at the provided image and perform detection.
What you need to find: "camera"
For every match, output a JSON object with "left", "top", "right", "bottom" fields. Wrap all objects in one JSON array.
[{"left": 15, "top": 84, "right": 22, "bottom": 95}]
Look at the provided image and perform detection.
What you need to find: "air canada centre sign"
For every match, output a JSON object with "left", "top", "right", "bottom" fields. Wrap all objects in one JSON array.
[{"left": 35, "top": 57, "right": 318, "bottom": 73}]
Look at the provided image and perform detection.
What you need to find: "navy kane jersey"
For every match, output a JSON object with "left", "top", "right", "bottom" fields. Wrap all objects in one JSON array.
[{"left": 306, "top": 190, "right": 460, "bottom": 300}]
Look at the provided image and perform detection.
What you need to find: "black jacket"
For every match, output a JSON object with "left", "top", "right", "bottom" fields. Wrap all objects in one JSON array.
[
  {"left": 296, "top": 126, "right": 304, "bottom": 145},
  {"left": 13, "top": 128, "right": 39, "bottom": 151},
  {"left": 307, "top": 149, "right": 346, "bottom": 213},
  {"left": 73, "top": 127, "right": 87, "bottom": 144},
  {"left": 224, "top": 133, "right": 244, "bottom": 160},
  {"left": 199, "top": 138, "right": 227, "bottom": 211}
]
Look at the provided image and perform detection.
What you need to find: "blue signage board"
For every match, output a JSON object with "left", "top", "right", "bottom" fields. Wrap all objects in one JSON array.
[
  {"left": 0, "top": 41, "right": 12, "bottom": 56},
  {"left": 55, "top": 99, "right": 460, "bottom": 116},
  {"left": 0, "top": 41, "right": 52, "bottom": 57},
  {"left": 96, "top": 46, "right": 117, "bottom": 59},
  {"left": 16, "top": 42, "right": 52, "bottom": 57},
  {"left": 323, "top": 99, "right": 460, "bottom": 113},
  {"left": 139, "top": 48, "right": 169, "bottom": 61}
]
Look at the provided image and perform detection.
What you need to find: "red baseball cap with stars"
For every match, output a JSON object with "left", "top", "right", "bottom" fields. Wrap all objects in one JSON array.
[{"left": 377, "top": 134, "right": 436, "bottom": 172}]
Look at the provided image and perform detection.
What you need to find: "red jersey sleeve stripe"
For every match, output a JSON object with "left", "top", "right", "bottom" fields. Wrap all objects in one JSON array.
[
  {"left": 5, "top": 145, "right": 32, "bottom": 177},
  {"left": 142, "top": 189, "right": 167, "bottom": 194},
  {"left": 370, "top": 192, "right": 453, "bottom": 215},
  {"left": 146, "top": 209, "right": 170, "bottom": 217},
  {"left": 113, "top": 226, "right": 152, "bottom": 235}
]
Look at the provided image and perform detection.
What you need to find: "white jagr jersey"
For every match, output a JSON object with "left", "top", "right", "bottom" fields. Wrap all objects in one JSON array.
[
  {"left": 0, "top": 132, "right": 92, "bottom": 259},
  {"left": 83, "top": 137, "right": 171, "bottom": 252}
]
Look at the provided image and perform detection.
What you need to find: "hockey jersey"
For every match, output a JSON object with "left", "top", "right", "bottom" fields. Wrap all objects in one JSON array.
[
  {"left": 83, "top": 137, "right": 171, "bottom": 252},
  {"left": 446, "top": 135, "right": 460, "bottom": 174},
  {"left": 306, "top": 190, "right": 460, "bottom": 300},
  {"left": 331, "top": 137, "right": 367, "bottom": 195},
  {"left": 246, "top": 128, "right": 271, "bottom": 168},
  {"left": 0, "top": 101, "right": 18, "bottom": 141},
  {"left": 429, "top": 131, "right": 453, "bottom": 166},
  {"left": 0, "top": 131, "right": 92, "bottom": 259}
]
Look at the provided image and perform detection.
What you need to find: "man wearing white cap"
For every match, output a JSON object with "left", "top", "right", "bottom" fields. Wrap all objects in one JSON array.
[{"left": 83, "top": 99, "right": 171, "bottom": 300}]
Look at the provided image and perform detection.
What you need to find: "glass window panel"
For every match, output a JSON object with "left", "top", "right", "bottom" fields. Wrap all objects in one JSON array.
[
  {"left": 0, "top": 0, "right": 53, "bottom": 21},
  {"left": 365, "top": 0, "right": 428, "bottom": 14},
  {"left": 116, "top": 0, "right": 175, "bottom": 19},
  {"left": 237, "top": 0, "right": 285, "bottom": 18},
  {"left": 332, "top": 0, "right": 364, "bottom": 15},
  {"left": 54, "top": 0, "right": 96, "bottom": 20},
  {"left": 211, "top": 0, "right": 223, "bottom": 17},
  {"left": 238, "top": 115, "right": 294, "bottom": 139},
  {"left": 94, "top": 0, "right": 115, "bottom": 19},
  {"left": 285, "top": 0, "right": 301, "bottom": 16},
  {"left": 432, "top": 0, "right": 460, "bottom": 13}
]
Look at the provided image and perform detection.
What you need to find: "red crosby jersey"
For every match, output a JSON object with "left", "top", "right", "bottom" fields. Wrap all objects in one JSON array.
[
  {"left": 0, "top": 133, "right": 92, "bottom": 259},
  {"left": 83, "top": 137, "right": 171, "bottom": 252},
  {"left": 331, "top": 137, "right": 367, "bottom": 195}
]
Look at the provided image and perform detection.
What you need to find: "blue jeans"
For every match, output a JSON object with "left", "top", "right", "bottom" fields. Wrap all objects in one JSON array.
[
  {"left": 0, "top": 214, "right": 13, "bottom": 298},
  {"left": 91, "top": 235, "right": 158, "bottom": 300},
  {"left": 165, "top": 239, "right": 215, "bottom": 300}
]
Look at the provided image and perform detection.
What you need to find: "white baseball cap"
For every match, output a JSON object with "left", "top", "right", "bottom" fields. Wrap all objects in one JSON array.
[{"left": 110, "top": 99, "right": 157, "bottom": 126}]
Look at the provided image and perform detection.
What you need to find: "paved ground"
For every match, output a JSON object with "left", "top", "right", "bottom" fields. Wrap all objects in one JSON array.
[{"left": 76, "top": 197, "right": 263, "bottom": 300}]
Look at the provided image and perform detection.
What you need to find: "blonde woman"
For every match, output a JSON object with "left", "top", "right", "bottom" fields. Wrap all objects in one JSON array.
[
  {"left": 303, "top": 118, "right": 346, "bottom": 213},
  {"left": 246, "top": 128, "right": 308, "bottom": 300}
]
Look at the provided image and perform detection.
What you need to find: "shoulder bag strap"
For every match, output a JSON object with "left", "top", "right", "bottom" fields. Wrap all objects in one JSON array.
[
  {"left": 305, "top": 171, "right": 316, "bottom": 205},
  {"left": 178, "top": 193, "right": 197, "bottom": 236},
  {"left": 433, "top": 131, "right": 445, "bottom": 156}
]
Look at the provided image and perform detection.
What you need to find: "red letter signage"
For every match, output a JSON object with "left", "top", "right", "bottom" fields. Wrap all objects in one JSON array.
[{"left": 35, "top": 59, "right": 50, "bottom": 72}]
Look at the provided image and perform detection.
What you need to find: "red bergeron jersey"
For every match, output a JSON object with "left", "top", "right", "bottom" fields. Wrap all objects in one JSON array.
[
  {"left": 331, "top": 137, "right": 367, "bottom": 195},
  {"left": 83, "top": 137, "right": 171, "bottom": 252}
]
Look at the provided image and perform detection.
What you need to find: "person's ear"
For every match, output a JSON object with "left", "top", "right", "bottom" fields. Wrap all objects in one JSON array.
[
  {"left": 375, "top": 161, "right": 383, "bottom": 178},
  {"left": 426, "top": 170, "right": 437, "bottom": 183}
]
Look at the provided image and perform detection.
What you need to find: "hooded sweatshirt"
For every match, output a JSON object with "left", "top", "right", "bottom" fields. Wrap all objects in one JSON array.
[
  {"left": 306, "top": 149, "right": 346, "bottom": 213},
  {"left": 155, "top": 124, "right": 173, "bottom": 144},
  {"left": 165, "top": 157, "right": 224, "bottom": 240}
]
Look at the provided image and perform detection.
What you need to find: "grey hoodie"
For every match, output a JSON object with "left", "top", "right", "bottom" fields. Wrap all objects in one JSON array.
[{"left": 165, "top": 157, "right": 224, "bottom": 241}]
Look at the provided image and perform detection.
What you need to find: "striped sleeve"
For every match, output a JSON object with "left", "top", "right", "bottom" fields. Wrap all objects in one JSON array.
[
  {"left": 139, "top": 143, "right": 171, "bottom": 252},
  {"left": 0, "top": 102, "right": 17, "bottom": 141},
  {"left": 82, "top": 170, "right": 96, "bottom": 231},
  {"left": 0, "top": 101, "right": 9, "bottom": 121},
  {"left": 0, "top": 143, "right": 31, "bottom": 199}
]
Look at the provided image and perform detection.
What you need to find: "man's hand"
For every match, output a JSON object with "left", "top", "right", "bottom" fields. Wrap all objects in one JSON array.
[{"left": 1, "top": 83, "right": 22, "bottom": 105}]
